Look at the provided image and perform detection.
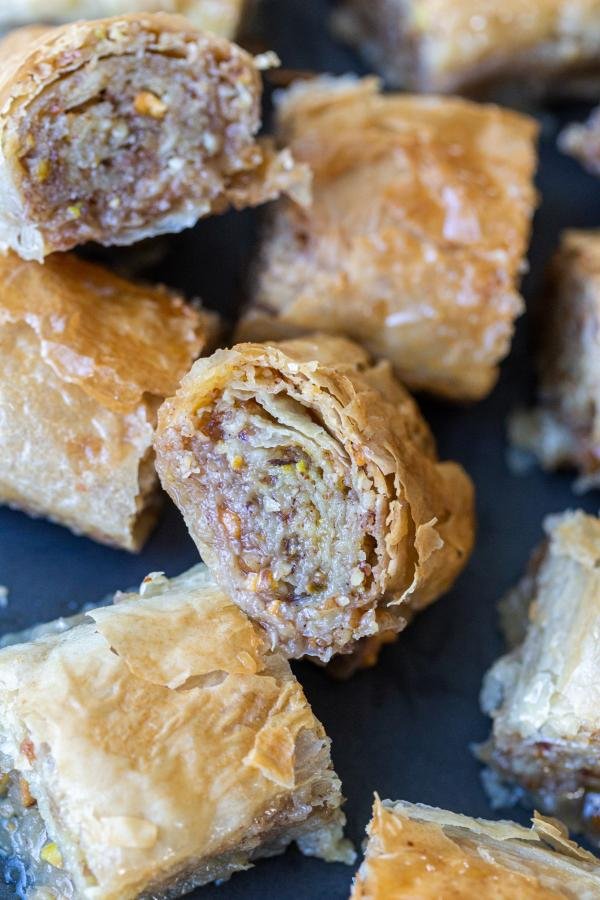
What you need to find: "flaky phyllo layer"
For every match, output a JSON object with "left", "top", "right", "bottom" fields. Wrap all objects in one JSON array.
[
  {"left": 0, "top": 568, "right": 353, "bottom": 900},
  {"left": 480, "top": 512, "right": 600, "bottom": 846},
  {"left": 0, "top": 14, "right": 308, "bottom": 260},
  {"left": 155, "top": 336, "right": 475, "bottom": 660}
]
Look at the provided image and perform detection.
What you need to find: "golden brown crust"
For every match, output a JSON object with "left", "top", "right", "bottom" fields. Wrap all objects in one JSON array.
[
  {"left": 481, "top": 511, "right": 600, "bottom": 845},
  {"left": 0, "top": 1, "right": 247, "bottom": 38},
  {"left": 510, "top": 230, "right": 600, "bottom": 489},
  {"left": 0, "top": 251, "right": 213, "bottom": 549},
  {"left": 0, "top": 567, "right": 353, "bottom": 900},
  {"left": 334, "top": 0, "right": 600, "bottom": 95},
  {"left": 351, "top": 798, "right": 600, "bottom": 899},
  {"left": 239, "top": 76, "right": 538, "bottom": 401},
  {"left": 0, "top": 14, "right": 308, "bottom": 260},
  {"left": 155, "top": 334, "right": 475, "bottom": 660}
]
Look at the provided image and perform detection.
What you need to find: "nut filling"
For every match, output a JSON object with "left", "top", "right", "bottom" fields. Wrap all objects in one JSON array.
[
  {"left": 191, "top": 391, "right": 384, "bottom": 654},
  {"left": 15, "top": 46, "right": 260, "bottom": 250},
  {"left": 0, "top": 762, "right": 73, "bottom": 899}
]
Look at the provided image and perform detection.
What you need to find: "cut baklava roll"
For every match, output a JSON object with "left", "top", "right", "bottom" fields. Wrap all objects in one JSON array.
[
  {"left": 480, "top": 511, "right": 600, "bottom": 846},
  {"left": 560, "top": 107, "right": 600, "bottom": 177},
  {"left": 351, "top": 797, "right": 600, "bottom": 899},
  {"left": 510, "top": 231, "right": 600, "bottom": 490},
  {"left": 155, "top": 335, "right": 475, "bottom": 661},
  {"left": 333, "top": 0, "right": 600, "bottom": 96},
  {"left": 0, "top": 250, "right": 214, "bottom": 550},
  {"left": 0, "top": 1, "right": 246, "bottom": 37},
  {"left": 0, "top": 567, "right": 354, "bottom": 900},
  {"left": 0, "top": 14, "right": 308, "bottom": 261},
  {"left": 238, "top": 76, "right": 538, "bottom": 402}
]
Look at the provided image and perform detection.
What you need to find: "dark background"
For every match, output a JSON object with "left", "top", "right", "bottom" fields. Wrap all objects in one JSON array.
[{"left": 1, "top": 0, "right": 599, "bottom": 896}]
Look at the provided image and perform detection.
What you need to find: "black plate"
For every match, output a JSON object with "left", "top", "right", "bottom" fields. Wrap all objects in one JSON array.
[{"left": 1, "top": 1, "right": 599, "bottom": 897}]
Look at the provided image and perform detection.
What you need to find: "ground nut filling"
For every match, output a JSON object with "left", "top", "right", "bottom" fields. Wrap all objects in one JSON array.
[
  {"left": 191, "top": 389, "right": 388, "bottom": 658},
  {"left": 0, "top": 761, "right": 73, "bottom": 899},
  {"left": 16, "top": 43, "right": 259, "bottom": 250}
]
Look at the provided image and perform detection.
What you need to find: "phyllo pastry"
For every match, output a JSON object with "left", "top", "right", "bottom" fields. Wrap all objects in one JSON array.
[
  {"left": 0, "top": 14, "right": 308, "bottom": 261},
  {"left": 238, "top": 76, "right": 538, "bottom": 402},
  {"left": 0, "top": 567, "right": 353, "bottom": 899},
  {"left": 333, "top": 0, "right": 600, "bottom": 95},
  {"left": 510, "top": 231, "right": 600, "bottom": 490},
  {"left": 480, "top": 511, "right": 600, "bottom": 845},
  {"left": 0, "top": 1, "right": 247, "bottom": 38},
  {"left": 560, "top": 107, "right": 600, "bottom": 177},
  {"left": 155, "top": 335, "right": 475, "bottom": 662},
  {"left": 351, "top": 797, "right": 600, "bottom": 899},
  {"left": 0, "top": 250, "right": 214, "bottom": 550}
]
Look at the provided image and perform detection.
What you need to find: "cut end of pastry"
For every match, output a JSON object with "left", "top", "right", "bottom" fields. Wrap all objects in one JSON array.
[
  {"left": 351, "top": 796, "right": 600, "bottom": 899},
  {"left": 0, "top": 15, "right": 308, "bottom": 260},
  {"left": 481, "top": 510, "right": 600, "bottom": 849},
  {"left": 155, "top": 335, "right": 475, "bottom": 661}
]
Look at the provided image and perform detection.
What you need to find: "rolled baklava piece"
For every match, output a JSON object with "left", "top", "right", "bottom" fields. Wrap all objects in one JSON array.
[
  {"left": 560, "top": 107, "right": 600, "bottom": 177},
  {"left": 480, "top": 511, "right": 600, "bottom": 845},
  {"left": 351, "top": 797, "right": 600, "bottom": 899},
  {"left": 0, "top": 250, "right": 214, "bottom": 550},
  {"left": 510, "top": 231, "right": 600, "bottom": 490},
  {"left": 0, "top": 14, "right": 308, "bottom": 261},
  {"left": 0, "top": 567, "right": 353, "bottom": 900},
  {"left": 238, "top": 76, "right": 538, "bottom": 402},
  {"left": 0, "top": 1, "right": 247, "bottom": 38},
  {"left": 155, "top": 335, "right": 475, "bottom": 661},
  {"left": 333, "top": 0, "right": 600, "bottom": 95}
]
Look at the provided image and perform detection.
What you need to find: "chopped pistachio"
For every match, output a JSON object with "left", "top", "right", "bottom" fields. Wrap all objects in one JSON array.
[
  {"left": 40, "top": 842, "right": 63, "bottom": 869},
  {"left": 36, "top": 159, "right": 51, "bottom": 182},
  {"left": 295, "top": 459, "right": 309, "bottom": 475},
  {"left": 67, "top": 204, "right": 81, "bottom": 220},
  {"left": 0, "top": 773, "right": 8, "bottom": 795},
  {"left": 134, "top": 91, "right": 168, "bottom": 119}
]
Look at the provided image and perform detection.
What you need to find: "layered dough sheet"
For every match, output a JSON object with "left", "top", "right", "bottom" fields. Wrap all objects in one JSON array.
[
  {"left": 0, "top": 567, "right": 354, "bottom": 900},
  {"left": 510, "top": 230, "right": 600, "bottom": 490},
  {"left": 333, "top": 0, "right": 600, "bottom": 96},
  {"left": 0, "top": 13, "right": 309, "bottom": 260},
  {"left": 239, "top": 76, "right": 538, "bottom": 401},
  {"left": 155, "top": 335, "right": 475, "bottom": 661},
  {"left": 480, "top": 511, "right": 600, "bottom": 845},
  {"left": 0, "top": 1, "right": 247, "bottom": 38},
  {"left": 350, "top": 797, "right": 600, "bottom": 898},
  {"left": 560, "top": 107, "right": 600, "bottom": 176},
  {"left": 0, "top": 250, "right": 213, "bottom": 550}
]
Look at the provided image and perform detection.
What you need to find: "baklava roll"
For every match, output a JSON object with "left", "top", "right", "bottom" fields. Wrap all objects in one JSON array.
[
  {"left": 510, "top": 231, "right": 600, "bottom": 490},
  {"left": 155, "top": 335, "right": 475, "bottom": 661},
  {"left": 351, "top": 797, "right": 600, "bottom": 899},
  {"left": 0, "top": 250, "right": 214, "bottom": 550},
  {"left": 0, "top": 14, "right": 308, "bottom": 261},
  {"left": 333, "top": 0, "right": 600, "bottom": 96},
  {"left": 238, "top": 76, "right": 538, "bottom": 402},
  {"left": 560, "top": 107, "right": 600, "bottom": 177},
  {"left": 0, "top": 567, "right": 353, "bottom": 900},
  {"left": 0, "top": 1, "right": 246, "bottom": 38},
  {"left": 480, "top": 511, "right": 600, "bottom": 846}
]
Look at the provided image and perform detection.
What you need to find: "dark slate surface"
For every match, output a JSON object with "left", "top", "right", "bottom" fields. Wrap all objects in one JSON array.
[{"left": 1, "top": 1, "right": 599, "bottom": 897}]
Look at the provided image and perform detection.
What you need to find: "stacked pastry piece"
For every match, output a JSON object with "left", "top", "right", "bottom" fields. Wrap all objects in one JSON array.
[{"left": 0, "top": 11, "right": 308, "bottom": 548}]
